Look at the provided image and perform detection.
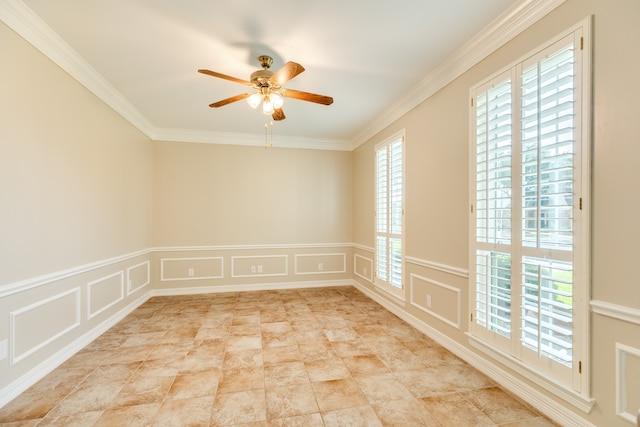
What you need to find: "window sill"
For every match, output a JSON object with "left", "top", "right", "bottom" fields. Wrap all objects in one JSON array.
[{"left": 467, "top": 333, "right": 596, "bottom": 414}]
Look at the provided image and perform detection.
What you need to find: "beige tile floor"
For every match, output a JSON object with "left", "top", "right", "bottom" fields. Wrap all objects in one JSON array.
[{"left": 0, "top": 286, "right": 557, "bottom": 426}]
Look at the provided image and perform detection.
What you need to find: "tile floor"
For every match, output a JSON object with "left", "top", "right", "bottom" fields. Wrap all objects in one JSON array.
[{"left": 0, "top": 286, "right": 557, "bottom": 426}]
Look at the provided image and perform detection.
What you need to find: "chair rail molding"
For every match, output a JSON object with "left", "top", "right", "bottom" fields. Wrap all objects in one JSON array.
[{"left": 591, "top": 300, "right": 640, "bottom": 326}]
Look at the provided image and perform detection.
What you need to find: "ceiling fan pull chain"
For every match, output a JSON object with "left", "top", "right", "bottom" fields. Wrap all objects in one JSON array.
[{"left": 264, "top": 121, "right": 274, "bottom": 149}]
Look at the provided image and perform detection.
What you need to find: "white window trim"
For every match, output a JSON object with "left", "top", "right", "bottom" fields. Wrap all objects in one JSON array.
[
  {"left": 374, "top": 129, "right": 406, "bottom": 301},
  {"left": 467, "top": 17, "right": 593, "bottom": 411}
]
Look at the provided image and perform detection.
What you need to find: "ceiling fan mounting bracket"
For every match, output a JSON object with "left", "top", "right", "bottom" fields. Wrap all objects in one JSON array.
[{"left": 257, "top": 55, "right": 273, "bottom": 70}]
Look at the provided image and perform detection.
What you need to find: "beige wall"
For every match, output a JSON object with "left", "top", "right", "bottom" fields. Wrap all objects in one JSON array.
[
  {"left": 151, "top": 141, "right": 354, "bottom": 294},
  {"left": 153, "top": 142, "right": 352, "bottom": 246},
  {"left": 353, "top": 0, "right": 640, "bottom": 425},
  {"left": 0, "top": 21, "right": 154, "bottom": 397},
  {"left": 0, "top": 22, "right": 154, "bottom": 286}
]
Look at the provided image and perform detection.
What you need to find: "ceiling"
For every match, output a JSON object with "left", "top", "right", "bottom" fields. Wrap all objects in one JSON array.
[{"left": 6, "top": 0, "right": 544, "bottom": 149}]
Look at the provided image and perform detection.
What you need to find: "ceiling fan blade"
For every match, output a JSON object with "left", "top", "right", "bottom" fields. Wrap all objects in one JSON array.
[
  {"left": 272, "top": 108, "right": 286, "bottom": 121},
  {"left": 198, "top": 69, "right": 252, "bottom": 86},
  {"left": 283, "top": 88, "right": 333, "bottom": 105},
  {"left": 270, "top": 62, "right": 305, "bottom": 86},
  {"left": 209, "top": 93, "right": 251, "bottom": 108}
]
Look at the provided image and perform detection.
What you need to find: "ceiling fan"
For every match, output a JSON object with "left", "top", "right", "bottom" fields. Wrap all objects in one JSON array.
[{"left": 198, "top": 55, "right": 333, "bottom": 121}]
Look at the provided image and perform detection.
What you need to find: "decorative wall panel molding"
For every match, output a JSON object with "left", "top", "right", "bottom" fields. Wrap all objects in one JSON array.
[
  {"left": 294, "top": 253, "right": 346, "bottom": 275},
  {"left": 231, "top": 255, "right": 288, "bottom": 278},
  {"left": 409, "top": 273, "right": 461, "bottom": 329},
  {"left": 87, "top": 271, "right": 125, "bottom": 320},
  {"left": 160, "top": 257, "right": 224, "bottom": 281},
  {"left": 126, "top": 261, "right": 150, "bottom": 295},
  {"left": 616, "top": 343, "right": 640, "bottom": 425},
  {"left": 10, "top": 288, "right": 81, "bottom": 365},
  {"left": 354, "top": 254, "right": 373, "bottom": 282}
]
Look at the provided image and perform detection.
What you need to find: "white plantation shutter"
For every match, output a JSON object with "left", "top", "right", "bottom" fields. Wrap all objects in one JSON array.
[
  {"left": 475, "top": 250, "right": 512, "bottom": 338},
  {"left": 375, "top": 133, "right": 404, "bottom": 296},
  {"left": 473, "top": 73, "right": 513, "bottom": 341},
  {"left": 470, "top": 26, "right": 589, "bottom": 393},
  {"left": 519, "top": 41, "right": 576, "bottom": 372},
  {"left": 475, "top": 76, "right": 513, "bottom": 246},
  {"left": 376, "top": 147, "right": 389, "bottom": 282},
  {"left": 521, "top": 44, "right": 575, "bottom": 252},
  {"left": 521, "top": 257, "right": 573, "bottom": 366}
]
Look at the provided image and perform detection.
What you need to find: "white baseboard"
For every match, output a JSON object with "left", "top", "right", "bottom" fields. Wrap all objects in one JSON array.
[
  {"left": 151, "top": 279, "right": 352, "bottom": 297},
  {"left": 0, "top": 291, "right": 151, "bottom": 409},
  {"left": 350, "top": 280, "right": 596, "bottom": 427}
]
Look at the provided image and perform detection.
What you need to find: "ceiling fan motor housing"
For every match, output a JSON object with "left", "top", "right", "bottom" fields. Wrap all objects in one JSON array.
[{"left": 250, "top": 69, "right": 274, "bottom": 87}]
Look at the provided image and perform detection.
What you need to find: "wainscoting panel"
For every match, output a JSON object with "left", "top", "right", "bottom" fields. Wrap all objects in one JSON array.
[
  {"left": 10, "top": 288, "right": 81, "bottom": 365},
  {"left": 354, "top": 254, "right": 373, "bottom": 282},
  {"left": 0, "top": 251, "right": 152, "bottom": 409},
  {"left": 409, "top": 273, "right": 461, "bottom": 330},
  {"left": 295, "top": 253, "right": 346, "bottom": 275},
  {"left": 231, "top": 255, "right": 288, "bottom": 278},
  {"left": 87, "top": 272, "right": 124, "bottom": 320},
  {"left": 616, "top": 343, "right": 640, "bottom": 424},
  {"left": 160, "top": 257, "right": 224, "bottom": 281},
  {"left": 127, "top": 261, "right": 150, "bottom": 295}
]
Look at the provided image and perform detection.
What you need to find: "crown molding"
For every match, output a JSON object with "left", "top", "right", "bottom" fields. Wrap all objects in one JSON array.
[
  {"left": 350, "top": 0, "right": 567, "bottom": 149},
  {"left": 3, "top": 0, "right": 566, "bottom": 152},
  {"left": 0, "top": 0, "right": 156, "bottom": 138},
  {"left": 152, "top": 128, "right": 353, "bottom": 151}
]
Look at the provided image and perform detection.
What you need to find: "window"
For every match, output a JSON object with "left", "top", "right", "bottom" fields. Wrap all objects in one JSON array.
[
  {"left": 375, "top": 131, "right": 404, "bottom": 299},
  {"left": 470, "top": 21, "right": 591, "bottom": 398}
]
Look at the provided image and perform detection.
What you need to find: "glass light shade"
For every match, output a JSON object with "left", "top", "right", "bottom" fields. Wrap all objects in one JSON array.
[
  {"left": 271, "top": 93, "right": 284, "bottom": 109},
  {"left": 247, "top": 93, "right": 262, "bottom": 109},
  {"left": 262, "top": 97, "right": 274, "bottom": 115}
]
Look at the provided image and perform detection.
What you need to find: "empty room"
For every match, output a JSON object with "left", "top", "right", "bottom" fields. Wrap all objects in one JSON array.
[{"left": 1, "top": 0, "right": 639, "bottom": 426}]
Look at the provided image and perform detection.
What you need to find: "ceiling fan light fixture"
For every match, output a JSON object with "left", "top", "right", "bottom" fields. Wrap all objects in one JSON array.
[
  {"left": 262, "top": 96, "right": 274, "bottom": 115},
  {"left": 271, "top": 93, "right": 284, "bottom": 109},
  {"left": 247, "top": 93, "right": 262, "bottom": 109}
]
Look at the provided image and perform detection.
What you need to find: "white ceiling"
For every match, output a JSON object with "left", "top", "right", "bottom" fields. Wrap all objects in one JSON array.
[{"left": 6, "top": 0, "right": 548, "bottom": 149}]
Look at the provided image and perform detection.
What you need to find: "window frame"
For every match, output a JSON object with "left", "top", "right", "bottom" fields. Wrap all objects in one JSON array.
[
  {"left": 468, "top": 17, "right": 592, "bottom": 410},
  {"left": 374, "top": 130, "right": 406, "bottom": 301}
]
